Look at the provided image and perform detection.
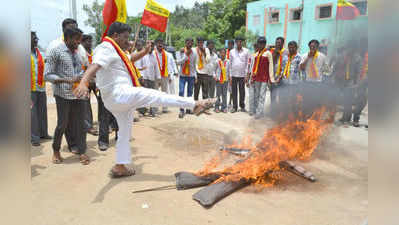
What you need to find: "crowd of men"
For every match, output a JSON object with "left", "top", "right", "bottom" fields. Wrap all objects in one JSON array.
[{"left": 31, "top": 18, "right": 368, "bottom": 170}]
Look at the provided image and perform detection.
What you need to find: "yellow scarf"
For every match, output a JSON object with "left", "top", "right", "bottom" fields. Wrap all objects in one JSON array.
[
  {"left": 276, "top": 48, "right": 285, "bottom": 76},
  {"left": 309, "top": 51, "right": 320, "bottom": 78},
  {"left": 103, "top": 36, "right": 141, "bottom": 87},
  {"left": 155, "top": 49, "right": 168, "bottom": 77},
  {"left": 197, "top": 47, "right": 204, "bottom": 70},
  {"left": 252, "top": 48, "right": 267, "bottom": 76},
  {"left": 283, "top": 53, "right": 297, "bottom": 79},
  {"left": 218, "top": 59, "right": 227, "bottom": 83},
  {"left": 182, "top": 47, "right": 191, "bottom": 75}
]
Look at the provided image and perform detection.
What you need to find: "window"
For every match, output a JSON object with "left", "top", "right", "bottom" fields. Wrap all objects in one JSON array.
[
  {"left": 270, "top": 11, "right": 280, "bottom": 23},
  {"left": 290, "top": 8, "right": 302, "bottom": 22},
  {"left": 351, "top": 1, "right": 368, "bottom": 15},
  {"left": 253, "top": 15, "right": 261, "bottom": 26},
  {"left": 316, "top": 4, "right": 333, "bottom": 20}
]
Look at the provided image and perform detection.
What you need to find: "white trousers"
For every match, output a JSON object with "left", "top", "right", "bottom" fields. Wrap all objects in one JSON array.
[
  {"left": 160, "top": 77, "right": 169, "bottom": 111},
  {"left": 103, "top": 85, "right": 196, "bottom": 164}
]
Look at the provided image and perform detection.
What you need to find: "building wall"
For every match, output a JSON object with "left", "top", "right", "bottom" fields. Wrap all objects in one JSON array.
[{"left": 247, "top": 0, "right": 368, "bottom": 55}]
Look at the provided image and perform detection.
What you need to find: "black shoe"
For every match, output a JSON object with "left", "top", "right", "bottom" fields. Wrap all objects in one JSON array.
[
  {"left": 31, "top": 142, "right": 40, "bottom": 147},
  {"left": 98, "top": 142, "right": 109, "bottom": 151},
  {"left": 41, "top": 135, "right": 53, "bottom": 140},
  {"left": 134, "top": 117, "right": 140, "bottom": 122},
  {"left": 240, "top": 108, "right": 247, "bottom": 112},
  {"left": 179, "top": 111, "right": 185, "bottom": 119},
  {"left": 230, "top": 109, "right": 237, "bottom": 113},
  {"left": 186, "top": 109, "right": 192, "bottom": 114}
]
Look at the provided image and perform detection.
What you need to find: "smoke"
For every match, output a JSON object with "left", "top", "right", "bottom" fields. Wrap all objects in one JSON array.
[{"left": 270, "top": 25, "right": 368, "bottom": 125}]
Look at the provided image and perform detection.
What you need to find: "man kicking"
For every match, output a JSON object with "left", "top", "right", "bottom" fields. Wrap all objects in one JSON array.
[{"left": 73, "top": 22, "right": 214, "bottom": 178}]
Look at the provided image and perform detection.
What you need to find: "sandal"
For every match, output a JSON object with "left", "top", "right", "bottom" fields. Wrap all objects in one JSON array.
[
  {"left": 79, "top": 154, "right": 90, "bottom": 165},
  {"left": 193, "top": 98, "right": 217, "bottom": 116},
  {"left": 109, "top": 167, "right": 136, "bottom": 179}
]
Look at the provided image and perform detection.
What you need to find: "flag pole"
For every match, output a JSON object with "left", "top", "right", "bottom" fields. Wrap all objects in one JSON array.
[{"left": 132, "top": 23, "right": 142, "bottom": 52}]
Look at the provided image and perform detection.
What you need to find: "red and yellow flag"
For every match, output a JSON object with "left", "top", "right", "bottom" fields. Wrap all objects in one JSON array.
[
  {"left": 336, "top": 0, "right": 360, "bottom": 20},
  {"left": 141, "top": 0, "right": 170, "bottom": 33},
  {"left": 102, "top": 0, "right": 127, "bottom": 39}
]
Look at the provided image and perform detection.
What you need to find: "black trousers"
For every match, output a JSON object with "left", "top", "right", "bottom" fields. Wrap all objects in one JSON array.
[
  {"left": 31, "top": 91, "right": 49, "bottom": 142},
  {"left": 231, "top": 77, "right": 246, "bottom": 110},
  {"left": 83, "top": 82, "right": 97, "bottom": 129},
  {"left": 97, "top": 92, "right": 118, "bottom": 145},
  {"left": 353, "top": 82, "right": 368, "bottom": 122},
  {"left": 194, "top": 73, "right": 211, "bottom": 100},
  {"left": 209, "top": 78, "right": 216, "bottom": 99},
  {"left": 52, "top": 96, "right": 87, "bottom": 154}
]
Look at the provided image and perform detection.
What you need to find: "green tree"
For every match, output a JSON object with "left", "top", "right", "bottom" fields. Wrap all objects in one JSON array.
[{"left": 82, "top": 0, "right": 105, "bottom": 44}]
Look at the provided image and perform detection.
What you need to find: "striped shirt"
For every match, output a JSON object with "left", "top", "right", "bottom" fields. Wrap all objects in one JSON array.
[{"left": 44, "top": 43, "right": 83, "bottom": 100}]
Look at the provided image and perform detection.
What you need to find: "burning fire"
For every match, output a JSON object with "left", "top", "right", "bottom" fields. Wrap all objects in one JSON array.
[{"left": 197, "top": 107, "right": 333, "bottom": 186}]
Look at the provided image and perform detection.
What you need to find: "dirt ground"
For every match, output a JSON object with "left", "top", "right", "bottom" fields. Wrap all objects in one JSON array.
[{"left": 31, "top": 89, "right": 368, "bottom": 225}]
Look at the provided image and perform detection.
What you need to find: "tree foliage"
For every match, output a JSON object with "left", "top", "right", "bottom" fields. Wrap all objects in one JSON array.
[{"left": 82, "top": 0, "right": 105, "bottom": 44}]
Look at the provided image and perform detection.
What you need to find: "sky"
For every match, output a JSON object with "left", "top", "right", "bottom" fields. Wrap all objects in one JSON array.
[{"left": 31, "top": 0, "right": 211, "bottom": 49}]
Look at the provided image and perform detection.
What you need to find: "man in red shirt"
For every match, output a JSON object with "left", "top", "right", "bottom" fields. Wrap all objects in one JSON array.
[{"left": 247, "top": 37, "right": 274, "bottom": 119}]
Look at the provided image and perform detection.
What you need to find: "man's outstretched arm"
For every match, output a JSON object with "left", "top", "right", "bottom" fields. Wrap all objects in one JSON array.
[{"left": 73, "top": 64, "right": 101, "bottom": 98}]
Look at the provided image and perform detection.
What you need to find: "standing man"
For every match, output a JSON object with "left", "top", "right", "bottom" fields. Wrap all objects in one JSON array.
[
  {"left": 336, "top": 44, "right": 362, "bottom": 124},
  {"left": 138, "top": 41, "right": 159, "bottom": 117},
  {"left": 299, "top": 39, "right": 331, "bottom": 116},
  {"left": 226, "top": 39, "right": 235, "bottom": 109},
  {"left": 193, "top": 37, "right": 211, "bottom": 101},
  {"left": 214, "top": 48, "right": 230, "bottom": 113},
  {"left": 166, "top": 46, "right": 179, "bottom": 95},
  {"left": 270, "top": 37, "right": 289, "bottom": 115},
  {"left": 229, "top": 36, "right": 250, "bottom": 113},
  {"left": 280, "top": 41, "right": 303, "bottom": 117},
  {"left": 154, "top": 38, "right": 175, "bottom": 113},
  {"left": 81, "top": 34, "right": 99, "bottom": 136},
  {"left": 45, "top": 27, "right": 90, "bottom": 165},
  {"left": 352, "top": 44, "right": 368, "bottom": 127},
  {"left": 177, "top": 38, "right": 198, "bottom": 118},
  {"left": 46, "top": 18, "right": 87, "bottom": 153},
  {"left": 247, "top": 37, "right": 274, "bottom": 119},
  {"left": 73, "top": 22, "right": 214, "bottom": 177},
  {"left": 31, "top": 32, "right": 52, "bottom": 146},
  {"left": 206, "top": 40, "right": 219, "bottom": 99}
]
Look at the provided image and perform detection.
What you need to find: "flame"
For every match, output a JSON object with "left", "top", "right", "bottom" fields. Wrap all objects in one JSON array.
[{"left": 197, "top": 107, "right": 332, "bottom": 186}]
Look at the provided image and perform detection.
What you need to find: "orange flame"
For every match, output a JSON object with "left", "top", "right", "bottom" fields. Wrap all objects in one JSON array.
[{"left": 197, "top": 107, "right": 332, "bottom": 186}]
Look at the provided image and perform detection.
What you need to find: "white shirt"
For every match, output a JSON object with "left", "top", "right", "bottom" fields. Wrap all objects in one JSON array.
[
  {"left": 229, "top": 47, "right": 250, "bottom": 77},
  {"left": 46, "top": 36, "right": 88, "bottom": 68},
  {"left": 300, "top": 52, "right": 330, "bottom": 82},
  {"left": 206, "top": 51, "right": 219, "bottom": 76},
  {"left": 93, "top": 41, "right": 133, "bottom": 94},
  {"left": 176, "top": 50, "right": 198, "bottom": 78},
  {"left": 136, "top": 53, "right": 159, "bottom": 81}
]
